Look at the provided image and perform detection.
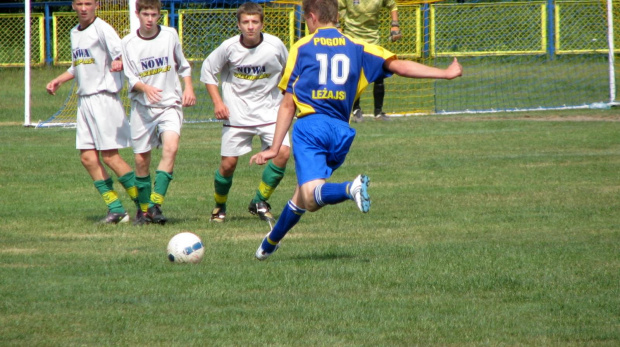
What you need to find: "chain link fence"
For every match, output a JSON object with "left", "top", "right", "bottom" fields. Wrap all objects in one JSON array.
[
  {"left": 1, "top": 0, "right": 616, "bottom": 124},
  {"left": 0, "top": 13, "right": 45, "bottom": 66}
]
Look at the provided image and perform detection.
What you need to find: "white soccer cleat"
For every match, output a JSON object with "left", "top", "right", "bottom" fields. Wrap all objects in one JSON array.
[
  {"left": 255, "top": 234, "right": 280, "bottom": 261},
  {"left": 350, "top": 174, "right": 371, "bottom": 213}
]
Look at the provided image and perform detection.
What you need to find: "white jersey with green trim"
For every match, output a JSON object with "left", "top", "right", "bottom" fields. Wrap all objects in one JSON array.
[
  {"left": 68, "top": 17, "right": 123, "bottom": 96},
  {"left": 200, "top": 33, "right": 288, "bottom": 127},
  {"left": 121, "top": 26, "right": 191, "bottom": 108}
]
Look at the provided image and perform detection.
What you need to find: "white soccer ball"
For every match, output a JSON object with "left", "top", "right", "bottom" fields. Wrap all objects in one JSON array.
[{"left": 167, "top": 232, "right": 204, "bottom": 264}]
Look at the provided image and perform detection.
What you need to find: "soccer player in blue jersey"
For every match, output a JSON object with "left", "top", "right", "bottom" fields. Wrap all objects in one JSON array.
[{"left": 250, "top": 0, "right": 462, "bottom": 260}]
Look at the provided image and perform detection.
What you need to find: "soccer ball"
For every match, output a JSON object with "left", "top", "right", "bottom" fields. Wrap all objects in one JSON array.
[{"left": 167, "top": 232, "right": 205, "bottom": 264}]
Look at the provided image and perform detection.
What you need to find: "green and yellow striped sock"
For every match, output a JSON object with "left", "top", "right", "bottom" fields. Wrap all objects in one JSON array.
[
  {"left": 214, "top": 169, "right": 233, "bottom": 211},
  {"left": 150, "top": 170, "right": 173, "bottom": 208},
  {"left": 135, "top": 175, "right": 152, "bottom": 213},
  {"left": 118, "top": 171, "right": 139, "bottom": 210},
  {"left": 94, "top": 178, "right": 125, "bottom": 214},
  {"left": 252, "top": 161, "right": 286, "bottom": 204}
]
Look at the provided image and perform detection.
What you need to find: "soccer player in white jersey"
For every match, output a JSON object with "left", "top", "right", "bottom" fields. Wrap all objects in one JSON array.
[
  {"left": 200, "top": 2, "right": 291, "bottom": 224},
  {"left": 46, "top": 0, "right": 139, "bottom": 224},
  {"left": 121, "top": 0, "right": 196, "bottom": 225}
]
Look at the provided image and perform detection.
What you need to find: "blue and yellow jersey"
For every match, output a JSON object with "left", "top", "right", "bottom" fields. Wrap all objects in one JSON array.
[{"left": 278, "top": 27, "right": 395, "bottom": 123}]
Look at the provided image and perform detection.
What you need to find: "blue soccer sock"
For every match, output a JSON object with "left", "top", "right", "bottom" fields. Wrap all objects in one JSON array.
[
  {"left": 314, "top": 182, "right": 351, "bottom": 207},
  {"left": 261, "top": 200, "right": 306, "bottom": 252}
]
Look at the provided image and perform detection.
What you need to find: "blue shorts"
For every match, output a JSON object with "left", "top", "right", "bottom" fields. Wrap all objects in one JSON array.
[{"left": 292, "top": 114, "right": 356, "bottom": 186}]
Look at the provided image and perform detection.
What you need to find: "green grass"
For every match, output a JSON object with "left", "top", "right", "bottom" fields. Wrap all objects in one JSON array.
[
  {"left": 2, "top": 115, "right": 619, "bottom": 346},
  {"left": 1, "top": 67, "right": 619, "bottom": 345}
]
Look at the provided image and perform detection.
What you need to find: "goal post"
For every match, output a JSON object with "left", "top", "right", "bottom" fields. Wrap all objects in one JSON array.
[
  {"left": 24, "top": 0, "right": 31, "bottom": 127},
  {"left": 606, "top": 0, "right": 618, "bottom": 104}
]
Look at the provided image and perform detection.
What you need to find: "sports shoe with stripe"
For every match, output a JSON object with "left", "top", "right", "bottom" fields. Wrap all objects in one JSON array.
[
  {"left": 350, "top": 174, "right": 371, "bottom": 213},
  {"left": 255, "top": 234, "right": 280, "bottom": 261},
  {"left": 209, "top": 207, "right": 226, "bottom": 223},
  {"left": 100, "top": 211, "right": 129, "bottom": 224},
  {"left": 248, "top": 201, "right": 275, "bottom": 223}
]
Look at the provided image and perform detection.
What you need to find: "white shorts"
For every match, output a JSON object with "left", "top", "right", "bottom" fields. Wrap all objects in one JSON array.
[
  {"left": 75, "top": 92, "right": 131, "bottom": 150},
  {"left": 220, "top": 123, "right": 291, "bottom": 157},
  {"left": 130, "top": 101, "right": 183, "bottom": 154}
]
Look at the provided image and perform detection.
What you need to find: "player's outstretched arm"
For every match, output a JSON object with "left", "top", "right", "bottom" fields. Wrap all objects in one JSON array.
[
  {"left": 386, "top": 57, "right": 462, "bottom": 80},
  {"left": 46, "top": 72, "right": 74, "bottom": 95},
  {"left": 250, "top": 92, "right": 296, "bottom": 166}
]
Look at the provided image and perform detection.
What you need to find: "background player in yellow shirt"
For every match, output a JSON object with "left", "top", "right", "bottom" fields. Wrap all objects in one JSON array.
[{"left": 338, "top": 0, "right": 402, "bottom": 122}]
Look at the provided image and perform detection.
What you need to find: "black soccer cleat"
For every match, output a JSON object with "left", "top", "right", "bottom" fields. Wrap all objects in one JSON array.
[
  {"left": 248, "top": 201, "right": 275, "bottom": 223},
  {"left": 145, "top": 204, "right": 168, "bottom": 225},
  {"left": 133, "top": 210, "right": 150, "bottom": 226}
]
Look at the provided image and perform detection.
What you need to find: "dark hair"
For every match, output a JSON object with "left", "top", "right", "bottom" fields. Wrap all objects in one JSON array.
[
  {"left": 136, "top": 0, "right": 161, "bottom": 13},
  {"left": 237, "top": 2, "right": 264, "bottom": 22},
  {"left": 302, "top": 0, "right": 338, "bottom": 24}
]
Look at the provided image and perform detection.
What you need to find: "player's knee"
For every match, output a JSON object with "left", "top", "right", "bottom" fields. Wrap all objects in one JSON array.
[
  {"left": 219, "top": 166, "right": 236, "bottom": 177},
  {"left": 134, "top": 153, "right": 151, "bottom": 173},
  {"left": 100, "top": 150, "right": 121, "bottom": 167},
  {"left": 305, "top": 204, "right": 321, "bottom": 213},
  {"left": 219, "top": 159, "right": 237, "bottom": 176},
  {"left": 299, "top": 184, "right": 320, "bottom": 212},
  {"left": 161, "top": 144, "right": 178, "bottom": 161},
  {"left": 80, "top": 150, "right": 99, "bottom": 168}
]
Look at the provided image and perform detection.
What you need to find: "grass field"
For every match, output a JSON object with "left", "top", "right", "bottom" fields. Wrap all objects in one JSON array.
[{"left": 1, "top": 68, "right": 619, "bottom": 345}]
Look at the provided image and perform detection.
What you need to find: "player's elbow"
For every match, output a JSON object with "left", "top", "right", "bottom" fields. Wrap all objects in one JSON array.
[{"left": 384, "top": 58, "right": 404, "bottom": 76}]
